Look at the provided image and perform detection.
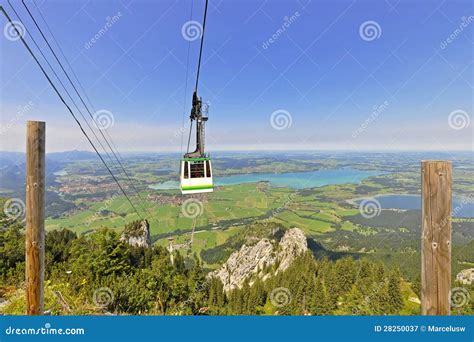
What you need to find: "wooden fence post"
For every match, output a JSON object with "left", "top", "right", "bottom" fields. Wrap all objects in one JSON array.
[
  {"left": 421, "top": 160, "right": 452, "bottom": 315},
  {"left": 25, "top": 121, "right": 45, "bottom": 315}
]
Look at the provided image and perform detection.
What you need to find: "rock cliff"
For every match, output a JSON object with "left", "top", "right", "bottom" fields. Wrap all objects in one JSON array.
[
  {"left": 120, "top": 220, "right": 151, "bottom": 248},
  {"left": 209, "top": 228, "right": 307, "bottom": 292}
]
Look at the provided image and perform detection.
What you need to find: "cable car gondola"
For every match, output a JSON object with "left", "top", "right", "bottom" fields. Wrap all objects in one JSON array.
[
  {"left": 180, "top": 0, "right": 213, "bottom": 195},
  {"left": 180, "top": 94, "right": 213, "bottom": 194}
]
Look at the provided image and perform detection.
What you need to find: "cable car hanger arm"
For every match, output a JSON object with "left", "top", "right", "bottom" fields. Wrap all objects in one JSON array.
[{"left": 185, "top": 0, "right": 209, "bottom": 159}]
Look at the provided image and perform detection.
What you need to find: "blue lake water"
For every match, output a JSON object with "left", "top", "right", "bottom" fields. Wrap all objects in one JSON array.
[
  {"left": 148, "top": 168, "right": 382, "bottom": 190},
  {"left": 356, "top": 194, "right": 474, "bottom": 218},
  {"left": 53, "top": 170, "right": 68, "bottom": 176}
]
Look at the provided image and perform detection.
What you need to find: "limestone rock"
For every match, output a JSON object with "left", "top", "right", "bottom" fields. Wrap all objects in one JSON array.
[
  {"left": 209, "top": 228, "right": 307, "bottom": 292},
  {"left": 276, "top": 227, "right": 307, "bottom": 273},
  {"left": 120, "top": 220, "right": 151, "bottom": 248}
]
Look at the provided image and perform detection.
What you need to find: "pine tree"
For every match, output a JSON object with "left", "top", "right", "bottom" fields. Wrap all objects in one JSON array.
[
  {"left": 310, "top": 276, "right": 330, "bottom": 315},
  {"left": 340, "top": 284, "right": 368, "bottom": 315},
  {"left": 387, "top": 268, "right": 403, "bottom": 314}
]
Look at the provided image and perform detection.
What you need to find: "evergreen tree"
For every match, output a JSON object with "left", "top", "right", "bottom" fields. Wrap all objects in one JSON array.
[
  {"left": 310, "top": 276, "right": 330, "bottom": 315},
  {"left": 387, "top": 268, "right": 403, "bottom": 314}
]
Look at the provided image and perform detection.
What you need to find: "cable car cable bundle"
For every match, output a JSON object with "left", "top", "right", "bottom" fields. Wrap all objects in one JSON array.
[
  {"left": 22, "top": 0, "right": 148, "bottom": 214},
  {"left": 0, "top": 4, "right": 143, "bottom": 219}
]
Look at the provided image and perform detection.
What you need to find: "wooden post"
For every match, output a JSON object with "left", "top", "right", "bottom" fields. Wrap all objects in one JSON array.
[
  {"left": 421, "top": 160, "right": 452, "bottom": 315},
  {"left": 25, "top": 121, "right": 45, "bottom": 315}
]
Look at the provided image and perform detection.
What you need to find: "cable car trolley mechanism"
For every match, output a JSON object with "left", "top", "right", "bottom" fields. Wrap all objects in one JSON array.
[{"left": 180, "top": 0, "right": 213, "bottom": 195}]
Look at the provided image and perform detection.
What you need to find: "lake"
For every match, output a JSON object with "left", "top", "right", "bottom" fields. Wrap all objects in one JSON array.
[
  {"left": 148, "top": 168, "right": 382, "bottom": 190},
  {"left": 356, "top": 194, "right": 474, "bottom": 218},
  {"left": 53, "top": 170, "right": 68, "bottom": 176}
]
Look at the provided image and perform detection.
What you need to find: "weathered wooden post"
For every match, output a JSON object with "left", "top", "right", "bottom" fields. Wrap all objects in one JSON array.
[
  {"left": 421, "top": 160, "right": 452, "bottom": 315},
  {"left": 25, "top": 121, "right": 45, "bottom": 315}
]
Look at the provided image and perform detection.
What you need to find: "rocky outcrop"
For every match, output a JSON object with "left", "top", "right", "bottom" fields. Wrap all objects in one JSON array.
[
  {"left": 276, "top": 228, "right": 307, "bottom": 271},
  {"left": 120, "top": 220, "right": 151, "bottom": 248},
  {"left": 209, "top": 228, "right": 307, "bottom": 292}
]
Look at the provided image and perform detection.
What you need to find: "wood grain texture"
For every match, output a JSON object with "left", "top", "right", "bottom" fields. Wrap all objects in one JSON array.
[
  {"left": 25, "top": 121, "right": 45, "bottom": 315},
  {"left": 421, "top": 160, "right": 452, "bottom": 315}
]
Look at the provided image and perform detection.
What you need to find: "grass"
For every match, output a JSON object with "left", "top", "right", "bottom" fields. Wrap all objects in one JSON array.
[
  {"left": 45, "top": 183, "right": 293, "bottom": 235},
  {"left": 399, "top": 279, "right": 421, "bottom": 315},
  {"left": 273, "top": 210, "right": 335, "bottom": 235},
  {"left": 154, "top": 226, "right": 242, "bottom": 267}
]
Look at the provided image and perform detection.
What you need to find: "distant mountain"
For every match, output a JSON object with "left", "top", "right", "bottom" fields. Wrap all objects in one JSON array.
[
  {"left": 0, "top": 151, "right": 25, "bottom": 166},
  {"left": 46, "top": 150, "right": 98, "bottom": 162},
  {"left": 0, "top": 151, "right": 75, "bottom": 193},
  {"left": 0, "top": 163, "right": 24, "bottom": 192},
  {"left": 0, "top": 162, "right": 61, "bottom": 194},
  {"left": 0, "top": 150, "right": 99, "bottom": 165}
]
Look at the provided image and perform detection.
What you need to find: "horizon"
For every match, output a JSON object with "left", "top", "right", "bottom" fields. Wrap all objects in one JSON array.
[
  {"left": 1, "top": 148, "right": 474, "bottom": 155},
  {"left": 1, "top": 0, "right": 472, "bottom": 152}
]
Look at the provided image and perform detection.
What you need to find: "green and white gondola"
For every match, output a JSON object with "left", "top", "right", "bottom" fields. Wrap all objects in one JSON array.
[{"left": 180, "top": 157, "right": 213, "bottom": 194}]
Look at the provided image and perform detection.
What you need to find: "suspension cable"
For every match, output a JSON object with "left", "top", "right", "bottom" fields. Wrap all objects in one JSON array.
[
  {"left": 8, "top": 1, "right": 124, "bottom": 182},
  {"left": 180, "top": 0, "right": 195, "bottom": 156},
  {"left": 22, "top": 0, "right": 148, "bottom": 215},
  {"left": 186, "top": 120, "right": 193, "bottom": 154},
  {"left": 194, "top": 0, "right": 209, "bottom": 93},
  {"left": 0, "top": 6, "right": 142, "bottom": 219}
]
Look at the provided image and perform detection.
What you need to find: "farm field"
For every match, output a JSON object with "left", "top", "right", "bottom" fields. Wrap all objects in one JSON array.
[{"left": 2, "top": 151, "right": 472, "bottom": 273}]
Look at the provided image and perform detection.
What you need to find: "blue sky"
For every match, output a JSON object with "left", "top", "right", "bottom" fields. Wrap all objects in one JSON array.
[{"left": 0, "top": 0, "right": 472, "bottom": 152}]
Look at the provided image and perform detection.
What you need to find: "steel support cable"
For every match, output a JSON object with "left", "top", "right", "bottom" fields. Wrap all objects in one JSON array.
[
  {"left": 31, "top": 0, "right": 139, "bottom": 195},
  {"left": 33, "top": 0, "right": 124, "bottom": 168},
  {"left": 8, "top": 1, "right": 122, "bottom": 181},
  {"left": 22, "top": 0, "right": 148, "bottom": 215},
  {"left": 8, "top": 1, "right": 137, "bottom": 216},
  {"left": 185, "top": 0, "right": 208, "bottom": 155},
  {"left": 175, "top": 0, "right": 197, "bottom": 241},
  {"left": 194, "top": 0, "right": 209, "bottom": 93},
  {"left": 181, "top": 0, "right": 195, "bottom": 155},
  {"left": 0, "top": 6, "right": 142, "bottom": 219},
  {"left": 186, "top": 120, "right": 193, "bottom": 156}
]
